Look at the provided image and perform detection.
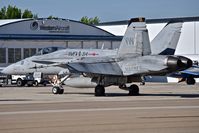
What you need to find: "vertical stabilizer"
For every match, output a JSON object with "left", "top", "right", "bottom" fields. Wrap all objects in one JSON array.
[
  {"left": 151, "top": 22, "right": 183, "bottom": 55},
  {"left": 117, "top": 18, "right": 151, "bottom": 57}
]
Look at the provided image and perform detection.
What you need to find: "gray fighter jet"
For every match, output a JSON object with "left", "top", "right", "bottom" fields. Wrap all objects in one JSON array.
[{"left": 65, "top": 18, "right": 192, "bottom": 96}]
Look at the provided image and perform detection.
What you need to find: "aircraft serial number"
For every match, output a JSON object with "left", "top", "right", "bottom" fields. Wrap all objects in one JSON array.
[{"left": 125, "top": 65, "right": 140, "bottom": 71}]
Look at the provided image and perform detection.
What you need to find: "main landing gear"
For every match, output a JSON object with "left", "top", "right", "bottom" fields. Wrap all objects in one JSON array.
[
  {"left": 95, "top": 85, "right": 105, "bottom": 96},
  {"left": 128, "top": 84, "right": 139, "bottom": 96},
  {"left": 94, "top": 84, "right": 140, "bottom": 96},
  {"left": 186, "top": 77, "right": 196, "bottom": 85},
  {"left": 179, "top": 77, "right": 196, "bottom": 85},
  {"left": 119, "top": 84, "right": 140, "bottom": 96}
]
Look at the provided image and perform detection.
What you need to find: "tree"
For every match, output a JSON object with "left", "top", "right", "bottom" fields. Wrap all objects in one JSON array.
[
  {"left": 22, "top": 9, "right": 33, "bottom": 18},
  {"left": 0, "top": 5, "right": 37, "bottom": 19},
  {"left": 6, "top": 5, "right": 21, "bottom": 19},
  {"left": 92, "top": 16, "right": 100, "bottom": 25},
  {"left": 80, "top": 16, "right": 89, "bottom": 24},
  {"left": 48, "top": 15, "right": 58, "bottom": 19},
  {"left": 0, "top": 6, "right": 6, "bottom": 19},
  {"left": 80, "top": 16, "right": 100, "bottom": 25}
]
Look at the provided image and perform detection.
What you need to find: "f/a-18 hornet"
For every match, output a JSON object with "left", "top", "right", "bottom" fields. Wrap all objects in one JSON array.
[{"left": 65, "top": 18, "right": 192, "bottom": 96}]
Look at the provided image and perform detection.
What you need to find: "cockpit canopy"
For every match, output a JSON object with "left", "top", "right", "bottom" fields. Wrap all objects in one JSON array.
[{"left": 35, "top": 47, "right": 65, "bottom": 56}]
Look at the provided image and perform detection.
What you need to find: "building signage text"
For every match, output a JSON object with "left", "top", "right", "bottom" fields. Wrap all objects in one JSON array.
[{"left": 40, "top": 25, "right": 70, "bottom": 33}]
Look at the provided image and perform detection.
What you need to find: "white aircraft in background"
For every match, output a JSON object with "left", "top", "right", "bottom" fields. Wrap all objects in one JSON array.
[
  {"left": 2, "top": 47, "right": 117, "bottom": 75},
  {"left": 2, "top": 21, "right": 184, "bottom": 95}
]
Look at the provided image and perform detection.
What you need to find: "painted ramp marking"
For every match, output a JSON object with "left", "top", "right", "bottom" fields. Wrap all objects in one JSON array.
[{"left": 1, "top": 106, "right": 199, "bottom": 115}]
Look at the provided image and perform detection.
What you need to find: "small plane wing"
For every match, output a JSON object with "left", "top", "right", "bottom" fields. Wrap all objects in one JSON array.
[
  {"left": 180, "top": 66, "right": 199, "bottom": 76},
  {"left": 181, "top": 71, "right": 199, "bottom": 76},
  {"left": 171, "top": 65, "right": 199, "bottom": 78}
]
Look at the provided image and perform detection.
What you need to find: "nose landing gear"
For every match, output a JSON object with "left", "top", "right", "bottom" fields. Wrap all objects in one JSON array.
[
  {"left": 51, "top": 74, "right": 71, "bottom": 95},
  {"left": 52, "top": 86, "right": 64, "bottom": 94}
]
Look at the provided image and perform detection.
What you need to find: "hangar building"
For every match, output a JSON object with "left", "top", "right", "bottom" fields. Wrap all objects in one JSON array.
[{"left": 0, "top": 18, "right": 122, "bottom": 67}]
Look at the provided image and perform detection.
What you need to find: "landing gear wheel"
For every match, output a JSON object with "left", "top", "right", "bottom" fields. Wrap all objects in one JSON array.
[
  {"left": 52, "top": 86, "right": 60, "bottom": 94},
  {"left": 129, "top": 84, "right": 139, "bottom": 96},
  {"left": 95, "top": 85, "right": 105, "bottom": 96},
  {"left": 52, "top": 86, "right": 64, "bottom": 94},
  {"left": 59, "top": 89, "right": 64, "bottom": 94},
  {"left": 186, "top": 77, "right": 195, "bottom": 85}
]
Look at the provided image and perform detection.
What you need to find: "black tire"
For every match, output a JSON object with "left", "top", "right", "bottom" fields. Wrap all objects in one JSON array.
[
  {"left": 129, "top": 84, "right": 139, "bottom": 96},
  {"left": 52, "top": 86, "right": 60, "bottom": 94},
  {"left": 27, "top": 83, "right": 33, "bottom": 87},
  {"left": 186, "top": 77, "right": 196, "bottom": 85},
  {"left": 17, "top": 79, "right": 24, "bottom": 87},
  {"left": 59, "top": 89, "right": 64, "bottom": 94},
  {"left": 95, "top": 85, "right": 105, "bottom": 96},
  {"left": 33, "top": 81, "right": 39, "bottom": 87}
]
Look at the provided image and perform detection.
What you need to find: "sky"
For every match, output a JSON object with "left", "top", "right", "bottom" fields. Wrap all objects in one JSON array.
[
  {"left": 1, "top": 0, "right": 198, "bottom": 55},
  {"left": 0, "top": 0, "right": 199, "bottom": 22}
]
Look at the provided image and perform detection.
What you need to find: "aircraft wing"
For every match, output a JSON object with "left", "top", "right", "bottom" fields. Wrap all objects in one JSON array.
[
  {"left": 171, "top": 66, "right": 199, "bottom": 78},
  {"left": 32, "top": 56, "right": 123, "bottom": 75},
  {"left": 66, "top": 58, "right": 123, "bottom": 76},
  {"left": 181, "top": 71, "right": 199, "bottom": 76},
  {"left": 181, "top": 66, "right": 199, "bottom": 76}
]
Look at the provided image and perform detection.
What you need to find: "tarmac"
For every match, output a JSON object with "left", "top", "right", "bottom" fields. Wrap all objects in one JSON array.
[{"left": 0, "top": 83, "right": 199, "bottom": 133}]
